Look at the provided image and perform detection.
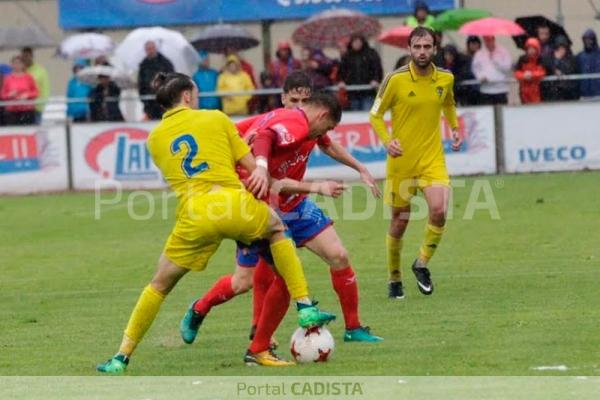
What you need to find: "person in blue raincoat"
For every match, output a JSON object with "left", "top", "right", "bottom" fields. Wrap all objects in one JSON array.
[
  {"left": 576, "top": 29, "right": 600, "bottom": 98},
  {"left": 192, "top": 50, "right": 221, "bottom": 110},
  {"left": 66, "top": 60, "right": 93, "bottom": 122}
]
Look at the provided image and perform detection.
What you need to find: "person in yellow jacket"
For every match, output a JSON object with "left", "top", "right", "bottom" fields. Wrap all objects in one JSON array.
[{"left": 217, "top": 55, "right": 255, "bottom": 115}]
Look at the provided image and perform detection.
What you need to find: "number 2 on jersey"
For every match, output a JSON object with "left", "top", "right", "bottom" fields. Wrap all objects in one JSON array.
[{"left": 171, "top": 134, "right": 209, "bottom": 177}]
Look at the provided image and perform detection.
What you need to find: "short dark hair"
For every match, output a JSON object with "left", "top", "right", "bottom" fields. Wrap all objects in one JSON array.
[
  {"left": 152, "top": 72, "right": 195, "bottom": 110},
  {"left": 305, "top": 91, "right": 342, "bottom": 124},
  {"left": 283, "top": 70, "right": 313, "bottom": 94},
  {"left": 408, "top": 26, "right": 438, "bottom": 48},
  {"left": 21, "top": 47, "right": 33, "bottom": 55}
]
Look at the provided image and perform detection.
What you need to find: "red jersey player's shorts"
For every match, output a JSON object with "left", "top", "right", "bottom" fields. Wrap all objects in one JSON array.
[{"left": 236, "top": 197, "right": 333, "bottom": 267}]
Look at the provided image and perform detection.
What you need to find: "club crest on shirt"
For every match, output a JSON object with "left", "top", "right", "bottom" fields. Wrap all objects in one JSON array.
[
  {"left": 272, "top": 123, "right": 294, "bottom": 145},
  {"left": 436, "top": 86, "right": 444, "bottom": 98}
]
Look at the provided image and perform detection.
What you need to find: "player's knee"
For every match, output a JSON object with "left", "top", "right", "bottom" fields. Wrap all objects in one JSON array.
[
  {"left": 231, "top": 273, "right": 253, "bottom": 294},
  {"left": 429, "top": 207, "right": 447, "bottom": 226},
  {"left": 327, "top": 246, "right": 350, "bottom": 268},
  {"left": 150, "top": 279, "right": 174, "bottom": 296}
]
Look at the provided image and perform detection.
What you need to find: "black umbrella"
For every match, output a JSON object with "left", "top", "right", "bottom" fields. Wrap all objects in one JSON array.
[
  {"left": 190, "top": 24, "right": 259, "bottom": 53},
  {"left": 513, "top": 15, "right": 571, "bottom": 49}
]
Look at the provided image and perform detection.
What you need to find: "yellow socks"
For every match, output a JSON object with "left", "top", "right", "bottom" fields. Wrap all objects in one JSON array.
[
  {"left": 119, "top": 284, "right": 166, "bottom": 356},
  {"left": 419, "top": 223, "right": 445, "bottom": 262},
  {"left": 270, "top": 238, "right": 309, "bottom": 300},
  {"left": 386, "top": 234, "right": 403, "bottom": 282}
]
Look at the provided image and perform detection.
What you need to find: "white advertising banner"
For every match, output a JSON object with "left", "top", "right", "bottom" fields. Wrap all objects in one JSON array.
[
  {"left": 305, "top": 107, "right": 497, "bottom": 180},
  {"left": 71, "top": 122, "right": 167, "bottom": 190},
  {"left": 503, "top": 102, "right": 600, "bottom": 173},
  {"left": 0, "top": 124, "right": 69, "bottom": 194}
]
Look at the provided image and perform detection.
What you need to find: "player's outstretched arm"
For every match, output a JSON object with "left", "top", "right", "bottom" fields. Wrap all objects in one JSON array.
[
  {"left": 272, "top": 178, "right": 347, "bottom": 198},
  {"left": 319, "top": 141, "right": 381, "bottom": 198}
]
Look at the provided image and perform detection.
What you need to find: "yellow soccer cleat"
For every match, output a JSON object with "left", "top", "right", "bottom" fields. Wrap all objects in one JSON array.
[{"left": 244, "top": 349, "right": 295, "bottom": 367}]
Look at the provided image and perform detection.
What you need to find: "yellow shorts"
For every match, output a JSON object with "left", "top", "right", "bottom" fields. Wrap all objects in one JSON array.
[
  {"left": 384, "top": 164, "right": 450, "bottom": 208},
  {"left": 164, "top": 188, "right": 271, "bottom": 271}
]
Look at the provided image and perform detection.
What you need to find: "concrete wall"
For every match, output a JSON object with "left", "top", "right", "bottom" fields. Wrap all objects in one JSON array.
[{"left": 1, "top": 0, "right": 599, "bottom": 96}]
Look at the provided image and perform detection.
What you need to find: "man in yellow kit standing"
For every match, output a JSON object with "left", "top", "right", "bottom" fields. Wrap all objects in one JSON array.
[{"left": 369, "top": 27, "right": 463, "bottom": 299}]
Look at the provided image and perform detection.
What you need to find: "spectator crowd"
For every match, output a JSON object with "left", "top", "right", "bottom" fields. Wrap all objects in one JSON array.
[{"left": 1, "top": 3, "right": 600, "bottom": 125}]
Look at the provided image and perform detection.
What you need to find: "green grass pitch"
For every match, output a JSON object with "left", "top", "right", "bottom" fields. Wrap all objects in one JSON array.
[{"left": 1, "top": 171, "right": 599, "bottom": 376}]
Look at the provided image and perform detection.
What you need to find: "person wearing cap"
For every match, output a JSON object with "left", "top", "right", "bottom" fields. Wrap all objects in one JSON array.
[
  {"left": 217, "top": 54, "right": 255, "bottom": 115},
  {"left": 514, "top": 37, "right": 547, "bottom": 104},
  {"left": 268, "top": 41, "right": 301, "bottom": 88},
  {"left": 576, "top": 29, "right": 600, "bottom": 98},
  {"left": 405, "top": 1, "right": 435, "bottom": 28},
  {"left": 541, "top": 35, "right": 579, "bottom": 102},
  {"left": 66, "top": 60, "right": 93, "bottom": 122},
  {"left": 192, "top": 50, "right": 221, "bottom": 110}
]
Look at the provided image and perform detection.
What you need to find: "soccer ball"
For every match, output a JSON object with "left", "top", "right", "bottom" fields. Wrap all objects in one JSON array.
[{"left": 290, "top": 326, "right": 335, "bottom": 363}]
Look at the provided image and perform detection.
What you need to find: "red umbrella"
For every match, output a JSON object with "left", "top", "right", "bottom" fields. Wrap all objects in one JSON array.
[
  {"left": 292, "top": 8, "right": 381, "bottom": 49},
  {"left": 378, "top": 26, "right": 414, "bottom": 49},
  {"left": 459, "top": 17, "right": 526, "bottom": 36}
]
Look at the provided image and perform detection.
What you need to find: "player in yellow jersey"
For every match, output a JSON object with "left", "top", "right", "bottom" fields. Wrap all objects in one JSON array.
[
  {"left": 96, "top": 73, "right": 335, "bottom": 373},
  {"left": 369, "top": 27, "right": 463, "bottom": 299}
]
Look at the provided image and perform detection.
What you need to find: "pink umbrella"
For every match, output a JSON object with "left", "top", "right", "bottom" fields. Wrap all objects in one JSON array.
[
  {"left": 292, "top": 8, "right": 381, "bottom": 49},
  {"left": 378, "top": 26, "right": 414, "bottom": 49},
  {"left": 459, "top": 17, "right": 526, "bottom": 36}
]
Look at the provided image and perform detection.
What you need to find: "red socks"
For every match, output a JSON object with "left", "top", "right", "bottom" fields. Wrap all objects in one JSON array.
[
  {"left": 251, "top": 258, "right": 275, "bottom": 326},
  {"left": 249, "top": 274, "right": 290, "bottom": 353},
  {"left": 193, "top": 275, "right": 236, "bottom": 316},
  {"left": 330, "top": 266, "right": 361, "bottom": 330}
]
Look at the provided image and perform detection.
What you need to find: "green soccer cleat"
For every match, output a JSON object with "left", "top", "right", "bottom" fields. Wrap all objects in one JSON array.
[
  {"left": 297, "top": 305, "right": 336, "bottom": 328},
  {"left": 344, "top": 326, "right": 384, "bottom": 343},
  {"left": 96, "top": 354, "right": 129, "bottom": 374},
  {"left": 180, "top": 302, "right": 205, "bottom": 344}
]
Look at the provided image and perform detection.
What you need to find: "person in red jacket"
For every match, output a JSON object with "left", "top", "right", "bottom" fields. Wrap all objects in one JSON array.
[
  {"left": 1, "top": 55, "right": 39, "bottom": 125},
  {"left": 514, "top": 37, "right": 547, "bottom": 104}
]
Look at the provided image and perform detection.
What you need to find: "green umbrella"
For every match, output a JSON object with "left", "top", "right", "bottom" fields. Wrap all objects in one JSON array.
[{"left": 431, "top": 8, "right": 492, "bottom": 31}]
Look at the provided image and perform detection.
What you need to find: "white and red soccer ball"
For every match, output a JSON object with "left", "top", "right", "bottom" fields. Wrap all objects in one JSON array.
[{"left": 290, "top": 326, "right": 335, "bottom": 363}]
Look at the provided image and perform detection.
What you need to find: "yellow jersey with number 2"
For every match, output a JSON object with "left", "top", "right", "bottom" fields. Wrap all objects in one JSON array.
[{"left": 147, "top": 106, "right": 271, "bottom": 271}]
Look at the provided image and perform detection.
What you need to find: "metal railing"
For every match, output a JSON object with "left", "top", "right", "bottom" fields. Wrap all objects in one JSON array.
[{"left": 0, "top": 73, "right": 598, "bottom": 107}]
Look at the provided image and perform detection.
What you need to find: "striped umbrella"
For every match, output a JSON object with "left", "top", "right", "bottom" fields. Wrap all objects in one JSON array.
[{"left": 292, "top": 8, "right": 381, "bottom": 49}]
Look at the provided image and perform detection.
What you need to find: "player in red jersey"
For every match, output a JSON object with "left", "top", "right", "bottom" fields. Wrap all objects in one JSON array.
[{"left": 180, "top": 83, "right": 383, "bottom": 362}]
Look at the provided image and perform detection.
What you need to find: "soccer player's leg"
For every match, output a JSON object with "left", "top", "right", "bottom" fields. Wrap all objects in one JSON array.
[
  {"left": 219, "top": 188, "right": 335, "bottom": 329},
  {"left": 285, "top": 198, "right": 382, "bottom": 342},
  {"left": 97, "top": 193, "right": 223, "bottom": 373},
  {"left": 385, "top": 176, "right": 417, "bottom": 299},
  {"left": 250, "top": 256, "right": 276, "bottom": 340},
  {"left": 246, "top": 272, "right": 293, "bottom": 366},
  {"left": 97, "top": 255, "right": 191, "bottom": 373},
  {"left": 180, "top": 257, "right": 256, "bottom": 344},
  {"left": 412, "top": 167, "right": 451, "bottom": 295}
]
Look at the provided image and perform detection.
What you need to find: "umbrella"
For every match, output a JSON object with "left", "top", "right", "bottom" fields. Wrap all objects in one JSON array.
[
  {"left": 0, "top": 26, "right": 54, "bottom": 50},
  {"left": 431, "top": 8, "right": 492, "bottom": 32},
  {"left": 190, "top": 24, "right": 259, "bottom": 53},
  {"left": 115, "top": 27, "right": 200, "bottom": 76},
  {"left": 292, "top": 8, "right": 381, "bottom": 49},
  {"left": 77, "top": 65, "right": 135, "bottom": 89},
  {"left": 459, "top": 17, "right": 526, "bottom": 37},
  {"left": 59, "top": 33, "right": 114, "bottom": 59},
  {"left": 378, "top": 26, "right": 414, "bottom": 49},
  {"left": 513, "top": 15, "right": 571, "bottom": 49}
]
